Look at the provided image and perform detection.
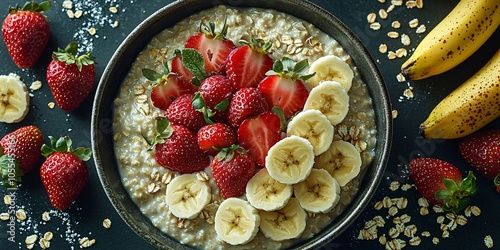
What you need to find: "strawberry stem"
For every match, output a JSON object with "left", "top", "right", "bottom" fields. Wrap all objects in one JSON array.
[
  {"left": 435, "top": 172, "right": 477, "bottom": 214},
  {"left": 53, "top": 42, "right": 95, "bottom": 72},
  {"left": 9, "top": 1, "right": 51, "bottom": 13},
  {"left": 266, "top": 57, "right": 315, "bottom": 81},
  {"left": 0, "top": 147, "right": 23, "bottom": 188},
  {"left": 41, "top": 136, "right": 92, "bottom": 161},
  {"left": 145, "top": 117, "right": 174, "bottom": 151}
]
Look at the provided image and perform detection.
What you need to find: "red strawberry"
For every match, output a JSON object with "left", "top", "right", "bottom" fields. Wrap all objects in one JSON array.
[
  {"left": 142, "top": 62, "right": 193, "bottom": 111},
  {"left": 227, "top": 87, "right": 269, "bottom": 128},
  {"left": 2, "top": 1, "right": 51, "bottom": 68},
  {"left": 459, "top": 129, "right": 500, "bottom": 192},
  {"left": 40, "top": 136, "right": 91, "bottom": 210},
  {"left": 166, "top": 93, "right": 206, "bottom": 132},
  {"left": 149, "top": 118, "right": 209, "bottom": 174},
  {"left": 408, "top": 157, "right": 477, "bottom": 213},
  {"left": 46, "top": 42, "right": 96, "bottom": 111},
  {"left": 198, "top": 74, "right": 233, "bottom": 123},
  {"left": 197, "top": 123, "right": 237, "bottom": 156},
  {"left": 185, "top": 20, "right": 235, "bottom": 74},
  {"left": 225, "top": 38, "right": 274, "bottom": 89},
  {"left": 237, "top": 112, "right": 282, "bottom": 166},
  {"left": 0, "top": 126, "right": 43, "bottom": 187},
  {"left": 171, "top": 50, "right": 197, "bottom": 91},
  {"left": 257, "top": 57, "right": 314, "bottom": 118},
  {"left": 211, "top": 145, "right": 256, "bottom": 198}
]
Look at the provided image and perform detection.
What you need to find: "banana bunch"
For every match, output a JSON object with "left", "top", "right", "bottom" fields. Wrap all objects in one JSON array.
[
  {"left": 401, "top": 0, "right": 500, "bottom": 80},
  {"left": 177, "top": 55, "right": 362, "bottom": 245},
  {"left": 0, "top": 74, "right": 30, "bottom": 123},
  {"left": 420, "top": 49, "right": 500, "bottom": 139}
]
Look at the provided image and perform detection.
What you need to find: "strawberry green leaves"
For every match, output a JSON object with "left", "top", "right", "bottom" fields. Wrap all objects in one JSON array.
[
  {"left": 435, "top": 172, "right": 478, "bottom": 214},
  {"left": 41, "top": 136, "right": 92, "bottom": 161},
  {"left": 266, "top": 57, "right": 315, "bottom": 81}
]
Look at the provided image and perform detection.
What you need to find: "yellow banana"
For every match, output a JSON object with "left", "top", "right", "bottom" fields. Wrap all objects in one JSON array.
[
  {"left": 401, "top": 0, "right": 500, "bottom": 80},
  {"left": 419, "top": 49, "right": 500, "bottom": 139}
]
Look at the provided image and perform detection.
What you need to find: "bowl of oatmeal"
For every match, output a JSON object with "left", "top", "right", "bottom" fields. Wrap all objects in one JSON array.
[{"left": 91, "top": 0, "right": 392, "bottom": 249}]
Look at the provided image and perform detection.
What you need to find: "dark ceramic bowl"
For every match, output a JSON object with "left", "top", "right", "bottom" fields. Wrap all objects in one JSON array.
[{"left": 91, "top": 0, "right": 392, "bottom": 249}]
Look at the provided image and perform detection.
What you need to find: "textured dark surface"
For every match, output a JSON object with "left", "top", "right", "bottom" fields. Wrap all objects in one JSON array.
[{"left": 0, "top": 0, "right": 499, "bottom": 249}]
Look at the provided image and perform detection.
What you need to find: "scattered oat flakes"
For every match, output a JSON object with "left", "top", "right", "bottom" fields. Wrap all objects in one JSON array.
[
  {"left": 374, "top": 200, "right": 384, "bottom": 210},
  {"left": 406, "top": 0, "right": 417, "bottom": 8},
  {"left": 147, "top": 183, "right": 160, "bottom": 194},
  {"left": 470, "top": 205, "right": 481, "bottom": 216},
  {"left": 401, "top": 34, "right": 411, "bottom": 46},
  {"left": 379, "top": 234, "right": 387, "bottom": 245},
  {"left": 400, "top": 183, "right": 412, "bottom": 191},
  {"left": 0, "top": 212, "right": 9, "bottom": 221},
  {"left": 416, "top": 0, "right": 424, "bottom": 8},
  {"left": 42, "top": 211, "right": 51, "bottom": 221},
  {"left": 409, "top": 236, "right": 421, "bottom": 246},
  {"left": 30, "top": 80, "right": 42, "bottom": 91},
  {"left": 370, "top": 22, "right": 381, "bottom": 30},
  {"left": 391, "top": 0, "right": 403, "bottom": 6},
  {"left": 26, "top": 234, "right": 38, "bottom": 246},
  {"left": 391, "top": 109, "right": 398, "bottom": 119},
  {"left": 388, "top": 31, "right": 399, "bottom": 38},
  {"left": 419, "top": 207, "right": 429, "bottom": 216},
  {"left": 62, "top": 0, "right": 73, "bottom": 9},
  {"left": 113, "top": 20, "right": 120, "bottom": 28},
  {"left": 3, "top": 195, "right": 12, "bottom": 205},
  {"left": 367, "top": 13, "right": 377, "bottom": 24},
  {"left": 387, "top": 51, "right": 397, "bottom": 60},
  {"left": 88, "top": 27, "right": 97, "bottom": 36},
  {"left": 395, "top": 48, "right": 407, "bottom": 58},
  {"left": 409, "top": 18, "right": 419, "bottom": 28},
  {"left": 67, "top": 9, "right": 75, "bottom": 18},
  {"left": 43, "top": 232, "right": 53, "bottom": 241},
  {"left": 485, "top": 235, "right": 494, "bottom": 248},
  {"left": 416, "top": 24, "right": 426, "bottom": 34},
  {"left": 39, "top": 237, "right": 50, "bottom": 249},
  {"left": 103, "top": 218, "right": 112, "bottom": 229},
  {"left": 16, "top": 209, "right": 27, "bottom": 221},
  {"left": 421, "top": 231, "right": 431, "bottom": 237},
  {"left": 378, "top": 9, "right": 388, "bottom": 19},
  {"left": 378, "top": 0, "right": 386, "bottom": 3},
  {"left": 80, "top": 237, "right": 96, "bottom": 248},
  {"left": 386, "top": 4, "right": 395, "bottom": 13},
  {"left": 109, "top": 6, "right": 118, "bottom": 14},
  {"left": 74, "top": 10, "right": 83, "bottom": 18},
  {"left": 388, "top": 206, "right": 398, "bottom": 216},
  {"left": 391, "top": 21, "right": 401, "bottom": 29},
  {"left": 379, "top": 43, "right": 388, "bottom": 54},
  {"left": 396, "top": 73, "right": 406, "bottom": 82},
  {"left": 403, "top": 88, "right": 414, "bottom": 99},
  {"left": 432, "top": 237, "right": 440, "bottom": 245},
  {"left": 48, "top": 102, "right": 55, "bottom": 109},
  {"left": 389, "top": 181, "right": 400, "bottom": 191}
]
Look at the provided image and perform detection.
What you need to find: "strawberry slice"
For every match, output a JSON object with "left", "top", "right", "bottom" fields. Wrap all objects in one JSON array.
[
  {"left": 258, "top": 57, "right": 314, "bottom": 118},
  {"left": 171, "top": 50, "right": 197, "bottom": 91},
  {"left": 408, "top": 157, "right": 477, "bottom": 213},
  {"left": 237, "top": 112, "right": 282, "bottom": 166},
  {"left": 227, "top": 87, "right": 269, "bottom": 128},
  {"left": 185, "top": 20, "right": 235, "bottom": 74},
  {"left": 143, "top": 62, "right": 193, "bottom": 111},
  {"left": 226, "top": 38, "right": 274, "bottom": 89}
]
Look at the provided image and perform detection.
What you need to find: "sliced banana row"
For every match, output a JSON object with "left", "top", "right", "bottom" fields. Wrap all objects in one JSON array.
[
  {"left": 165, "top": 173, "right": 211, "bottom": 219},
  {"left": 246, "top": 168, "right": 293, "bottom": 211},
  {"left": 214, "top": 198, "right": 260, "bottom": 245},
  {"left": 294, "top": 168, "right": 340, "bottom": 213},
  {"left": 0, "top": 74, "right": 30, "bottom": 123},
  {"left": 306, "top": 55, "right": 354, "bottom": 91},
  {"left": 315, "top": 140, "right": 362, "bottom": 187},
  {"left": 303, "top": 80, "right": 349, "bottom": 126},
  {"left": 287, "top": 109, "right": 334, "bottom": 156},
  {"left": 265, "top": 135, "right": 315, "bottom": 185}
]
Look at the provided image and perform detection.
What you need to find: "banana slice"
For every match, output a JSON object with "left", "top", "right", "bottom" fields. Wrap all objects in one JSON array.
[
  {"left": 165, "top": 173, "right": 211, "bottom": 219},
  {"left": 214, "top": 197, "right": 260, "bottom": 245},
  {"left": 303, "top": 80, "right": 349, "bottom": 126},
  {"left": 286, "top": 109, "right": 334, "bottom": 156},
  {"left": 246, "top": 168, "right": 293, "bottom": 211},
  {"left": 307, "top": 55, "right": 354, "bottom": 91},
  {"left": 315, "top": 140, "right": 361, "bottom": 187},
  {"left": 293, "top": 168, "right": 341, "bottom": 213},
  {"left": 0, "top": 74, "right": 30, "bottom": 123},
  {"left": 265, "top": 135, "right": 315, "bottom": 184},
  {"left": 259, "top": 197, "right": 307, "bottom": 241}
]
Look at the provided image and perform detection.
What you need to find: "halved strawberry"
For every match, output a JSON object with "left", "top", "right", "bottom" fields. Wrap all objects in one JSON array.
[
  {"left": 258, "top": 57, "right": 314, "bottom": 118},
  {"left": 185, "top": 20, "right": 235, "bottom": 74},
  {"left": 237, "top": 112, "right": 282, "bottom": 166},
  {"left": 225, "top": 38, "right": 274, "bottom": 89},
  {"left": 171, "top": 49, "right": 197, "bottom": 91},
  {"left": 143, "top": 62, "right": 193, "bottom": 111},
  {"left": 197, "top": 123, "right": 237, "bottom": 156},
  {"left": 227, "top": 87, "right": 269, "bottom": 128}
]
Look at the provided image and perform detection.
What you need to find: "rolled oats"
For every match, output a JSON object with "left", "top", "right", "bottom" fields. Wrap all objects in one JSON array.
[
  {"left": 379, "top": 234, "right": 387, "bottom": 245},
  {"left": 48, "top": 102, "right": 55, "bottom": 109},
  {"left": 25, "top": 234, "right": 38, "bottom": 245},
  {"left": 404, "top": 224, "right": 417, "bottom": 238},
  {"left": 409, "top": 18, "right": 419, "bottom": 28},
  {"left": 442, "top": 230, "right": 450, "bottom": 238},
  {"left": 379, "top": 43, "right": 388, "bottom": 54},
  {"left": 370, "top": 22, "right": 382, "bottom": 31},
  {"left": 485, "top": 235, "right": 494, "bottom": 249},
  {"left": 389, "top": 181, "right": 400, "bottom": 191},
  {"left": 391, "top": 21, "right": 401, "bottom": 29},
  {"left": 406, "top": 0, "right": 417, "bottom": 8},
  {"left": 409, "top": 236, "right": 421, "bottom": 246},
  {"left": 382, "top": 196, "right": 393, "bottom": 208},
  {"left": 43, "top": 232, "right": 53, "bottom": 241},
  {"left": 386, "top": 4, "right": 395, "bottom": 13},
  {"left": 109, "top": 6, "right": 118, "bottom": 13},
  {"left": 388, "top": 206, "right": 398, "bottom": 216},
  {"left": 67, "top": 9, "right": 75, "bottom": 18},
  {"left": 471, "top": 205, "right": 481, "bottom": 216},
  {"left": 391, "top": 0, "right": 403, "bottom": 6},
  {"left": 3, "top": 195, "right": 11, "bottom": 205},
  {"left": 416, "top": 24, "right": 426, "bottom": 34},
  {"left": 80, "top": 237, "right": 96, "bottom": 248},
  {"left": 432, "top": 237, "right": 440, "bottom": 245},
  {"left": 396, "top": 73, "right": 406, "bottom": 82},
  {"left": 387, "top": 31, "right": 399, "bottom": 38},
  {"left": 401, "top": 34, "right": 411, "bottom": 46},
  {"left": 39, "top": 238, "right": 50, "bottom": 249},
  {"left": 403, "top": 88, "right": 414, "bottom": 99},
  {"left": 378, "top": 9, "right": 388, "bottom": 19},
  {"left": 147, "top": 183, "right": 161, "bottom": 194},
  {"left": 400, "top": 214, "right": 411, "bottom": 224},
  {"left": 400, "top": 183, "right": 412, "bottom": 191},
  {"left": 161, "top": 172, "right": 174, "bottom": 185},
  {"left": 421, "top": 231, "right": 431, "bottom": 237},
  {"left": 88, "top": 27, "right": 97, "bottom": 36},
  {"left": 196, "top": 171, "right": 210, "bottom": 182},
  {"left": 387, "top": 51, "right": 397, "bottom": 60},
  {"left": 395, "top": 48, "right": 407, "bottom": 58},
  {"left": 16, "top": 209, "right": 27, "bottom": 221},
  {"left": 367, "top": 13, "right": 377, "bottom": 24},
  {"left": 0, "top": 212, "right": 9, "bottom": 221},
  {"left": 432, "top": 205, "right": 444, "bottom": 213},
  {"left": 74, "top": 10, "right": 83, "bottom": 18},
  {"left": 374, "top": 200, "right": 384, "bottom": 210},
  {"left": 456, "top": 215, "right": 467, "bottom": 226},
  {"left": 103, "top": 218, "right": 112, "bottom": 229},
  {"left": 30, "top": 81, "right": 42, "bottom": 91},
  {"left": 419, "top": 207, "right": 429, "bottom": 216},
  {"left": 416, "top": 0, "right": 424, "bottom": 8},
  {"left": 391, "top": 110, "right": 398, "bottom": 119},
  {"left": 62, "top": 0, "right": 73, "bottom": 9},
  {"left": 42, "top": 211, "right": 50, "bottom": 221}
]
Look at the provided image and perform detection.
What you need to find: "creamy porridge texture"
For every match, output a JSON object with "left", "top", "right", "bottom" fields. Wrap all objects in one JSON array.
[{"left": 113, "top": 5, "right": 377, "bottom": 249}]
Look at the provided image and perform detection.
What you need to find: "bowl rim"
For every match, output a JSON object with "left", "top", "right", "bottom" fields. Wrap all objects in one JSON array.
[{"left": 91, "top": 0, "right": 393, "bottom": 249}]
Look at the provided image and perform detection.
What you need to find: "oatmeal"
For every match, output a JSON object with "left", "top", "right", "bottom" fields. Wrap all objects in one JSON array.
[{"left": 113, "top": 5, "right": 377, "bottom": 249}]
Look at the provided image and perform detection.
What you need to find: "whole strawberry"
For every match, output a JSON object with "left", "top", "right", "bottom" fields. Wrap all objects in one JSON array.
[
  {"left": 211, "top": 145, "right": 256, "bottom": 198},
  {"left": 40, "top": 136, "right": 91, "bottom": 210},
  {"left": 227, "top": 87, "right": 269, "bottom": 128},
  {"left": 148, "top": 117, "right": 209, "bottom": 174},
  {"left": 166, "top": 93, "right": 206, "bottom": 132},
  {"left": 46, "top": 42, "right": 96, "bottom": 111},
  {"left": 408, "top": 157, "right": 477, "bottom": 213},
  {"left": 2, "top": 1, "right": 51, "bottom": 68},
  {"left": 197, "top": 123, "right": 237, "bottom": 156},
  {"left": 197, "top": 75, "right": 233, "bottom": 123},
  {"left": 459, "top": 129, "right": 500, "bottom": 192},
  {"left": 0, "top": 125, "right": 43, "bottom": 187}
]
